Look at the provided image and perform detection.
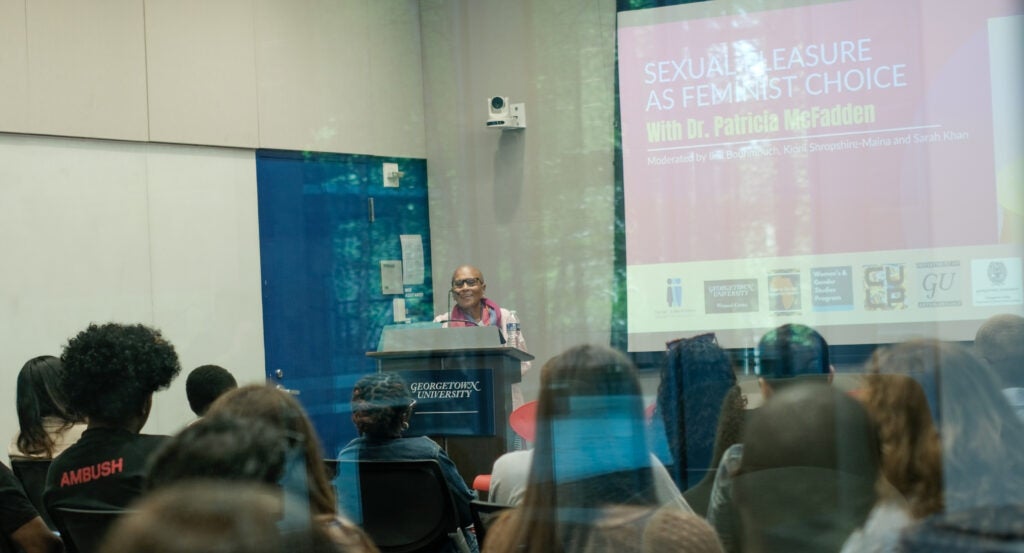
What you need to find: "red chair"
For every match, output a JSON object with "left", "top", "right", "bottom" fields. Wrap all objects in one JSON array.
[
  {"left": 508, "top": 400, "right": 537, "bottom": 444},
  {"left": 472, "top": 474, "right": 492, "bottom": 494},
  {"left": 473, "top": 400, "right": 538, "bottom": 497},
  {"left": 644, "top": 402, "right": 657, "bottom": 422}
]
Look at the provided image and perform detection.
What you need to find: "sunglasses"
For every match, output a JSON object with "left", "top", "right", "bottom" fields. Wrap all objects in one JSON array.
[{"left": 452, "top": 278, "right": 482, "bottom": 288}]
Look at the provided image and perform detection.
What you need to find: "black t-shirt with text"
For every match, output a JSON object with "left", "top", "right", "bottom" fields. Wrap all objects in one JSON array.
[{"left": 43, "top": 427, "right": 167, "bottom": 513}]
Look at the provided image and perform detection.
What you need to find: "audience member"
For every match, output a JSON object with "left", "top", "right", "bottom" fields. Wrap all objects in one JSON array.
[
  {"left": 142, "top": 413, "right": 378, "bottom": 553},
  {"left": 684, "top": 386, "right": 746, "bottom": 517},
  {"left": 837, "top": 350, "right": 945, "bottom": 553},
  {"left": 43, "top": 322, "right": 181, "bottom": 514},
  {"left": 487, "top": 403, "right": 540, "bottom": 505},
  {"left": 1, "top": 461, "right": 62, "bottom": 553},
  {"left": 488, "top": 409, "right": 688, "bottom": 509},
  {"left": 205, "top": 384, "right": 376, "bottom": 551},
  {"left": 873, "top": 339, "right": 1024, "bottom": 512},
  {"left": 640, "top": 507, "right": 725, "bottom": 553},
  {"left": 732, "top": 384, "right": 881, "bottom": 553},
  {"left": 654, "top": 332, "right": 743, "bottom": 504},
  {"left": 145, "top": 414, "right": 288, "bottom": 490},
  {"left": 335, "top": 372, "right": 478, "bottom": 553},
  {"left": 184, "top": 364, "right": 238, "bottom": 417},
  {"left": 755, "top": 323, "right": 833, "bottom": 395},
  {"left": 100, "top": 481, "right": 344, "bottom": 553},
  {"left": 974, "top": 313, "right": 1024, "bottom": 420},
  {"left": 206, "top": 385, "right": 335, "bottom": 516},
  {"left": 10, "top": 355, "right": 87, "bottom": 460},
  {"left": 862, "top": 349, "right": 944, "bottom": 519},
  {"left": 707, "top": 323, "right": 832, "bottom": 553},
  {"left": 487, "top": 448, "right": 532, "bottom": 506},
  {"left": 483, "top": 344, "right": 702, "bottom": 553}
]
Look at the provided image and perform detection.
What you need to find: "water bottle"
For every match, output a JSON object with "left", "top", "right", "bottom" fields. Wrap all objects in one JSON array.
[{"left": 505, "top": 310, "right": 521, "bottom": 349}]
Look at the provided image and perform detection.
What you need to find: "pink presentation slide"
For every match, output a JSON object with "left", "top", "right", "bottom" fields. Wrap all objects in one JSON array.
[{"left": 618, "top": 0, "right": 1016, "bottom": 266}]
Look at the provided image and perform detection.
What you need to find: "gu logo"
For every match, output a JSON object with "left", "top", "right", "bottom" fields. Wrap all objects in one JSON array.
[{"left": 922, "top": 272, "right": 956, "bottom": 299}]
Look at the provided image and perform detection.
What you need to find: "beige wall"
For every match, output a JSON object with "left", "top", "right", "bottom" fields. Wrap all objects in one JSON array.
[
  {"left": 0, "top": 135, "right": 265, "bottom": 440},
  {"left": 0, "top": 0, "right": 425, "bottom": 155},
  {"left": 0, "top": 0, "right": 626, "bottom": 442},
  {"left": 421, "top": 0, "right": 619, "bottom": 400},
  {"left": 0, "top": 0, "right": 428, "bottom": 443}
]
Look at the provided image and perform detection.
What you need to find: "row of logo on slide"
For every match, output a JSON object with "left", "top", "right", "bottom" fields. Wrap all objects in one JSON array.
[{"left": 662, "top": 258, "right": 1023, "bottom": 314}]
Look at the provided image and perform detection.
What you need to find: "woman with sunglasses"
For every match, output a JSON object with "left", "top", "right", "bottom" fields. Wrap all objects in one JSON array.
[{"left": 435, "top": 264, "right": 530, "bottom": 408}]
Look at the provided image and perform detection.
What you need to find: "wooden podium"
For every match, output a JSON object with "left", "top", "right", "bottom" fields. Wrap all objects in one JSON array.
[{"left": 367, "top": 325, "right": 534, "bottom": 484}]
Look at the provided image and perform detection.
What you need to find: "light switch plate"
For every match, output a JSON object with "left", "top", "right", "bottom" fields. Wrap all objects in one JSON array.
[{"left": 383, "top": 162, "right": 399, "bottom": 188}]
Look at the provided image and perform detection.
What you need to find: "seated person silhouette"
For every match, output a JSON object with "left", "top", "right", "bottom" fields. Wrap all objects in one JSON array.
[
  {"left": 205, "top": 385, "right": 375, "bottom": 552},
  {"left": 732, "top": 384, "right": 881, "bottom": 553},
  {"left": 44, "top": 323, "right": 181, "bottom": 514},
  {"left": 10, "top": 355, "right": 87, "bottom": 462},
  {"left": 483, "top": 344, "right": 713, "bottom": 553},
  {"left": 707, "top": 323, "right": 832, "bottom": 553},
  {"left": 1, "top": 461, "right": 62, "bottom": 553},
  {"left": 101, "top": 481, "right": 343, "bottom": 553},
  {"left": 653, "top": 332, "right": 744, "bottom": 508},
  {"left": 871, "top": 339, "right": 1024, "bottom": 513},
  {"left": 334, "top": 372, "right": 478, "bottom": 553},
  {"left": 143, "top": 413, "right": 378, "bottom": 553},
  {"left": 184, "top": 364, "right": 238, "bottom": 419},
  {"left": 974, "top": 313, "right": 1024, "bottom": 421}
]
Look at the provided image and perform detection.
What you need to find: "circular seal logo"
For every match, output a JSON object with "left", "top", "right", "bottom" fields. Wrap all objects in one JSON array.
[{"left": 987, "top": 261, "right": 1007, "bottom": 286}]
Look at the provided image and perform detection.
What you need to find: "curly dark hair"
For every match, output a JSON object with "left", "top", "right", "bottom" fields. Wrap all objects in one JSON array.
[
  {"left": 60, "top": 322, "right": 181, "bottom": 423},
  {"left": 350, "top": 372, "right": 414, "bottom": 439}
]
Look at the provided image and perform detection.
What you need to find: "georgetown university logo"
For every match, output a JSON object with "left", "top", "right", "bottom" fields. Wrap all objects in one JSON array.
[
  {"left": 988, "top": 261, "right": 1008, "bottom": 286},
  {"left": 971, "top": 258, "right": 1022, "bottom": 307}
]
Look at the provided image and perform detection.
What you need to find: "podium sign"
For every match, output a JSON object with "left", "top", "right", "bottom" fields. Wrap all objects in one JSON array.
[
  {"left": 399, "top": 368, "right": 495, "bottom": 437},
  {"left": 367, "top": 329, "right": 533, "bottom": 482}
]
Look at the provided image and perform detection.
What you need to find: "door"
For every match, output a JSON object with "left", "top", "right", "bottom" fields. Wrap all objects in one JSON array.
[{"left": 256, "top": 149, "right": 433, "bottom": 456}]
